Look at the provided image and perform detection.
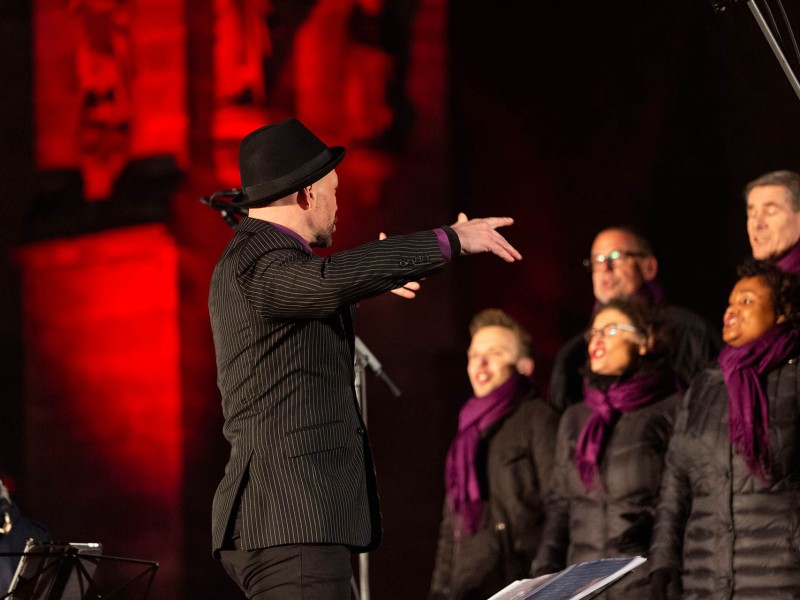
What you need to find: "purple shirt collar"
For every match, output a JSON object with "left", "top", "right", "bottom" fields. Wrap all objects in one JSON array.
[
  {"left": 776, "top": 237, "right": 800, "bottom": 273},
  {"left": 265, "top": 221, "right": 313, "bottom": 252}
]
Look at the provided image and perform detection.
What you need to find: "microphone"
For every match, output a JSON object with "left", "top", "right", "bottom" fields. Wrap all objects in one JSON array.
[
  {"left": 200, "top": 189, "right": 248, "bottom": 228},
  {"left": 199, "top": 190, "right": 249, "bottom": 216},
  {"left": 355, "top": 336, "right": 402, "bottom": 397}
]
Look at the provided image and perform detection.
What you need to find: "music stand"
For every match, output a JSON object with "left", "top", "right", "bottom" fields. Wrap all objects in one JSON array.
[{"left": 2, "top": 540, "right": 158, "bottom": 600}]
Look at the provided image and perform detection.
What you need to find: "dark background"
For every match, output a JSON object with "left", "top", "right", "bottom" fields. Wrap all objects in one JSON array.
[{"left": 1, "top": 0, "right": 800, "bottom": 598}]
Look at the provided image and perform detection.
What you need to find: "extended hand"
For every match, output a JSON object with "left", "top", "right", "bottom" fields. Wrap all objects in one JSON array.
[
  {"left": 379, "top": 232, "right": 422, "bottom": 299},
  {"left": 450, "top": 212, "right": 521, "bottom": 262}
]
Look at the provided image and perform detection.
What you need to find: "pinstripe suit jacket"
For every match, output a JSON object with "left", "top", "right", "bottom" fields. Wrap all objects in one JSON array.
[{"left": 209, "top": 217, "right": 454, "bottom": 556}]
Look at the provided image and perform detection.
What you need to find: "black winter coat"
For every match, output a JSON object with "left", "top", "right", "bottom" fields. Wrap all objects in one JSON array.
[
  {"left": 534, "top": 390, "right": 680, "bottom": 599},
  {"left": 429, "top": 394, "right": 559, "bottom": 600},
  {"left": 548, "top": 304, "right": 722, "bottom": 412},
  {"left": 650, "top": 359, "right": 800, "bottom": 599}
]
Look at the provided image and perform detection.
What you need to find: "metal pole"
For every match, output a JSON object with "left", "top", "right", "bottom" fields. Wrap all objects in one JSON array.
[
  {"left": 352, "top": 336, "right": 399, "bottom": 600},
  {"left": 353, "top": 350, "right": 369, "bottom": 600},
  {"left": 747, "top": 0, "right": 800, "bottom": 102}
]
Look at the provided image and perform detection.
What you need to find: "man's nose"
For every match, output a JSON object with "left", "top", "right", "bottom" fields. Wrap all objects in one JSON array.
[{"left": 597, "top": 260, "right": 614, "bottom": 272}]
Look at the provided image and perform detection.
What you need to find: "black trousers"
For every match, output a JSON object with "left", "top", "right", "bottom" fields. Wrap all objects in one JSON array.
[{"left": 219, "top": 510, "right": 353, "bottom": 599}]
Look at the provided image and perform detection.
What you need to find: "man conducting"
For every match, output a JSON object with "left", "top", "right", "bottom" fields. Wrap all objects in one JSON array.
[{"left": 208, "top": 117, "right": 522, "bottom": 599}]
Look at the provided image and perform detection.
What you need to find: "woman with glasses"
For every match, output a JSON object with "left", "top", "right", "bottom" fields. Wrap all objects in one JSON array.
[
  {"left": 649, "top": 259, "right": 800, "bottom": 600},
  {"left": 532, "top": 298, "right": 682, "bottom": 598}
]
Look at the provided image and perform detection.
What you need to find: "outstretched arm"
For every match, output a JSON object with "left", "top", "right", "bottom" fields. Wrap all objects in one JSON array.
[
  {"left": 380, "top": 212, "right": 521, "bottom": 299},
  {"left": 449, "top": 212, "right": 522, "bottom": 262}
]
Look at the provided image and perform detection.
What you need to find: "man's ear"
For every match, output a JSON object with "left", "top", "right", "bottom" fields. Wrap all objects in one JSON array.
[
  {"left": 516, "top": 357, "right": 535, "bottom": 377},
  {"left": 777, "top": 313, "right": 787, "bottom": 325},
  {"left": 640, "top": 255, "right": 658, "bottom": 281},
  {"left": 297, "top": 186, "right": 312, "bottom": 210}
]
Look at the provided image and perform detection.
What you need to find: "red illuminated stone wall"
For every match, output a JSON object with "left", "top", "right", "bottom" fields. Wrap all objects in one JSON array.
[
  {"left": 34, "top": 0, "right": 187, "bottom": 200},
  {"left": 16, "top": 225, "right": 184, "bottom": 595},
  {"left": 21, "top": 0, "right": 452, "bottom": 598}
]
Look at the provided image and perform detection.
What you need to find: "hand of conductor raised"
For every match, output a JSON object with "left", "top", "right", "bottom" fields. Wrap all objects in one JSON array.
[
  {"left": 450, "top": 212, "right": 522, "bottom": 262},
  {"left": 382, "top": 213, "right": 520, "bottom": 300}
]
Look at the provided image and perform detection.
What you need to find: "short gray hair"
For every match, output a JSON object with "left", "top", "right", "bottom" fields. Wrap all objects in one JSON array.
[{"left": 744, "top": 170, "right": 800, "bottom": 211}]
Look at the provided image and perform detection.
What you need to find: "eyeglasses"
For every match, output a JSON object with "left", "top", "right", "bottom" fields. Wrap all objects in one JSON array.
[
  {"left": 582, "top": 249, "right": 648, "bottom": 272},
  {"left": 583, "top": 323, "right": 641, "bottom": 343}
]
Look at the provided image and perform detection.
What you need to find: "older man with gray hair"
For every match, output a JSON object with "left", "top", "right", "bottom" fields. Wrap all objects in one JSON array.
[{"left": 745, "top": 169, "right": 800, "bottom": 271}]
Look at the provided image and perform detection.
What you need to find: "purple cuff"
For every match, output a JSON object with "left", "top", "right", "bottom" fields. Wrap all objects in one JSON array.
[{"left": 434, "top": 228, "right": 452, "bottom": 263}]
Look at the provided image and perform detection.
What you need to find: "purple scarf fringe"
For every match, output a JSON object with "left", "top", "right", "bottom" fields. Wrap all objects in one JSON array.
[
  {"left": 444, "top": 374, "right": 524, "bottom": 535},
  {"left": 718, "top": 323, "right": 800, "bottom": 483},
  {"left": 575, "top": 367, "right": 679, "bottom": 491}
]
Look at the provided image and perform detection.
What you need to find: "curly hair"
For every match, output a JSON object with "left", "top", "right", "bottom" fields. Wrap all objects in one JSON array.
[
  {"left": 735, "top": 258, "right": 800, "bottom": 328},
  {"left": 469, "top": 308, "right": 534, "bottom": 359},
  {"left": 592, "top": 297, "right": 670, "bottom": 358}
]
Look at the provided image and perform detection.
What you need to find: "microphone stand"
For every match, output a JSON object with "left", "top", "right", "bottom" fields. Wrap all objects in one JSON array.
[
  {"left": 712, "top": 0, "right": 800, "bottom": 102},
  {"left": 352, "top": 336, "right": 402, "bottom": 600},
  {"left": 355, "top": 336, "right": 402, "bottom": 398},
  {"left": 745, "top": 0, "right": 800, "bottom": 102}
]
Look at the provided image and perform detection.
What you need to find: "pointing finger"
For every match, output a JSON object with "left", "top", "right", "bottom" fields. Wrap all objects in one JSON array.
[{"left": 486, "top": 217, "right": 514, "bottom": 230}]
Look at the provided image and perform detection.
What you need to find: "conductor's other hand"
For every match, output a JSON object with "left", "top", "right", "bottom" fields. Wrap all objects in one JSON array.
[
  {"left": 379, "top": 232, "right": 422, "bottom": 299},
  {"left": 450, "top": 212, "right": 522, "bottom": 262}
]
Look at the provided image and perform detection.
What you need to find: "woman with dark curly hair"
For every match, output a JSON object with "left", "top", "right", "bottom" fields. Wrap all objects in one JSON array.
[
  {"left": 532, "top": 298, "right": 682, "bottom": 598},
  {"left": 649, "top": 259, "right": 800, "bottom": 599}
]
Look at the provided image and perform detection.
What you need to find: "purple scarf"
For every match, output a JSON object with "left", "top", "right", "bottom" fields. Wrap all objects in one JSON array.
[
  {"left": 776, "top": 238, "right": 800, "bottom": 273},
  {"left": 575, "top": 367, "right": 679, "bottom": 491},
  {"left": 445, "top": 374, "right": 524, "bottom": 536},
  {"left": 718, "top": 323, "right": 800, "bottom": 483}
]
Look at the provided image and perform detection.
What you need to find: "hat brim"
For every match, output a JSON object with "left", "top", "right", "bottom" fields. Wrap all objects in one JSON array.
[{"left": 233, "top": 146, "right": 346, "bottom": 208}]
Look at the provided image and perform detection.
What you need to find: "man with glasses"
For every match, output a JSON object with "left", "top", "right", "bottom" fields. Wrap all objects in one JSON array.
[{"left": 548, "top": 226, "right": 723, "bottom": 412}]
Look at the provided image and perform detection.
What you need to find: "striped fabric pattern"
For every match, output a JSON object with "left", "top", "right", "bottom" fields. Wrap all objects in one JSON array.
[{"left": 209, "top": 217, "right": 448, "bottom": 555}]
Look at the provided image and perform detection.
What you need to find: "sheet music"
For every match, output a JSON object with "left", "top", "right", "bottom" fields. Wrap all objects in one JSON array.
[{"left": 487, "top": 556, "right": 647, "bottom": 600}]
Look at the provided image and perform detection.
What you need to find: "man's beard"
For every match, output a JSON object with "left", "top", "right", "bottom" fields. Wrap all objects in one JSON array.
[{"left": 310, "top": 221, "right": 335, "bottom": 248}]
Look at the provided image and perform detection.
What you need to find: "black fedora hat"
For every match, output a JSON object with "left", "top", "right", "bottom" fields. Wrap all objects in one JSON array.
[{"left": 234, "top": 118, "right": 345, "bottom": 208}]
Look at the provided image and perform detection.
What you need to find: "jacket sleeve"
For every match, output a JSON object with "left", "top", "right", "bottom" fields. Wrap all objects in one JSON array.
[
  {"left": 666, "top": 306, "right": 723, "bottom": 389},
  {"left": 429, "top": 500, "right": 455, "bottom": 598},
  {"left": 649, "top": 388, "right": 693, "bottom": 574},
  {"left": 531, "top": 410, "right": 572, "bottom": 576},
  {"left": 238, "top": 229, "right": 447, "bottom": 319},
  {"left": 547, "top": 333, "right": 587, "bottom": 413},
  {"left": 530, "top": 400, "right": 560, "bottom": 497}
]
